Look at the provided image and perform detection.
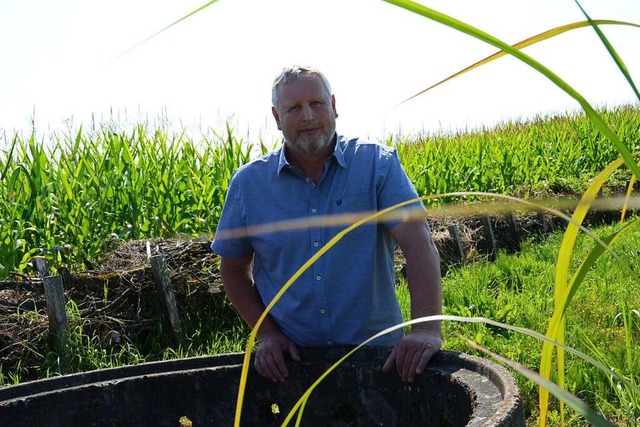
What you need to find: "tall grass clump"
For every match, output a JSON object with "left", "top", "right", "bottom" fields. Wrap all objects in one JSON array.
[{"left": 426, "top": 223, "right": 639, "bottom": 425}]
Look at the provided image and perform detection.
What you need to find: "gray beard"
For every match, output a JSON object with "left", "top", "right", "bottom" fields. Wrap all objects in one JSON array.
[{"left": 288, "top": 131, "right": 335, "bottom": 157}]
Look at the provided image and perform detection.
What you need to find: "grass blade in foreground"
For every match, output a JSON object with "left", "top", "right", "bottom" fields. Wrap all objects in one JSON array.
[
  {"left": 399, "top": 19, "right": 640, "bottom": 105},
  {"left": 573, "top": 0, "right": 640, "bottom": 101},
  {"left": 114, "top": 0, "right": 222, "bottom": 60},
  {"left": 463, "top": 337, "right": 614, "bottom": 427},
  {"left": 382, "top": 0, "right": 640, "bottom": 181},
  {"left": 540, "top": 155, "right": 640, "bottom": 425},
  {"left": 622, "top": 174, "right": 638, "bottom": 222}
]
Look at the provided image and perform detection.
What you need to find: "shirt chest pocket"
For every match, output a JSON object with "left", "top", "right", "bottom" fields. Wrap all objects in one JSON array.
[{"left": 328, "top": 193, "right": 376, "bottom": 240}]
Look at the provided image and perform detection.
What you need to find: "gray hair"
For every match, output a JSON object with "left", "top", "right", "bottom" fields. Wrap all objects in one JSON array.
[{"left": 271, "top": 65, "right": 333, "bottom": 109}]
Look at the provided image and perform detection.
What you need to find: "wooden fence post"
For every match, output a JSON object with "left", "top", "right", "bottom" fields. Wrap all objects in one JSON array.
[
  {"left": 507, "top": 212, "right": 521, "bottom": 252},
  {"left": 33, "top": 256, "right": 48, "bottom": 277},
  {"left": 150, "top": 255, "right": 182, "bottom": 346},
  {"left": 536, "top": 211, "right": 547, "bottom": 236},
  {"left": 480, "top": 215, "right": 497, "bottom": 262},
  {"left": 43, "top": 275, "right": 68, "bottom": 364},
  {"left": 447, "top": 224, "right": 466, "bottom": 264}
]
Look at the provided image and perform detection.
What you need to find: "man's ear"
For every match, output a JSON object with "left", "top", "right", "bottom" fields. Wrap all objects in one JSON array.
[
  {"left": 272, "top": 106, "right": 282, "bottom": 130},
  {"left": 331, "top": 95, "right": 338, "bottom": 119}
]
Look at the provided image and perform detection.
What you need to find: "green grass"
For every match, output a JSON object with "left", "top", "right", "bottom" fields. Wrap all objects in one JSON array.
[{"left": 396, "top": 221, "right": 640, "bottom": 425}]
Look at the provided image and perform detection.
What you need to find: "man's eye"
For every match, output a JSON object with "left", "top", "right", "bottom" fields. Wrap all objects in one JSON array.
[{"left": 288, "top": 105, "right": 301, "bottom": 113}]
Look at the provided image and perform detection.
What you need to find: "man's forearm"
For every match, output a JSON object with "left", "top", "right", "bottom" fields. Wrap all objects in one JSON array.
[
  {"left": 220, "top": 258, "right": 282, "bottom": 338},
  {"left": 406, "top": 239, "right": 442, "bottom": 335},
  {"left": 219, "top": 257, "right": 299, "bottom": 382},
  {"left": 394, "top": 219, "right": 443, "bottom": 336}
]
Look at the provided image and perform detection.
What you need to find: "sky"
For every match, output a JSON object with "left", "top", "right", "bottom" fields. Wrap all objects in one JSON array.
[{"left": 1, "top": 0, "right": 639, "bottom": 143}]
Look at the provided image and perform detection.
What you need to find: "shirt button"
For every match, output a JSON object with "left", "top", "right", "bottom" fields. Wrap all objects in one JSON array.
[
  {"left": 316, "top": 275, "right": 321, "bottom": 281},
  {"left": 313, "top": 241, "right": 319, "bottom": 247},
  {"left": 305, "top": 177, "right": 310, "bottom": 183},
  {"left": 327, "top": 341, "right": 333, "bottom": 345},
  {"left": 311, "top": 208, "right": 317, "bottom": 214},
  {"left": 320, "top": 309, "right": 326, "bottom": 314}
]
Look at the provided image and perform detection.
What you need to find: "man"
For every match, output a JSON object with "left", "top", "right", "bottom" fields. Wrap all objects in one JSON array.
[{"left": 211, "top": 65, "right": 442, "bottom": 384}]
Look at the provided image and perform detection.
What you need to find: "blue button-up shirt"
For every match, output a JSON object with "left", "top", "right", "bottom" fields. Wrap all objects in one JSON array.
[{"left": 211, "top": 135, "right": 423, "bottom": 347}]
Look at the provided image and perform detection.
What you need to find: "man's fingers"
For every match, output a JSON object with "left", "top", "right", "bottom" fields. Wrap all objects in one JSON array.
[
  {"left": 261, "top": 350, "right": 287, "bottom": 382},
  {"left": 254, "top": 331, "right": 301, "bottom": 382},
  {"left": 395, "top": 345, "right": 407, "bottom": 377},
  {"left": 400, "top": 346, "right": 416, "bottom": 380},
  {"left": 415, "top": 347, "right": 436, "bottom": 375},
  {"left": 255, "top": 350, "right": 288, "bottom": 382},
  {"left": 255, "top": 354, "right": 276, "bottom": 382},
  {"left": 382, "top": 347, "right": 397, "bottom": 372},
  {"left": 287, "top": 342, "right": 301, "bottom": 362},
  {"left": 271, "top": 351, "right": 289, "bottom": 380},
  {"left": 255, "top": 355, "right": 277, "bottom": 382},
  {"left": 405, "top": 350, "right": 423, "bottom": 382}
]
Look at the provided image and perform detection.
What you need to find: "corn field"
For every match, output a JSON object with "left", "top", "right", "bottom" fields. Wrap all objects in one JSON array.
[{"left": 0, "top": 105, "right": 638, "bottom": 280}]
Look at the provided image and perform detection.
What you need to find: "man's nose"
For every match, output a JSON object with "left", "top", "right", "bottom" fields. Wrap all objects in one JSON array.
[{"left": 301, "top": 104, "right": 314, "bottom": 121}]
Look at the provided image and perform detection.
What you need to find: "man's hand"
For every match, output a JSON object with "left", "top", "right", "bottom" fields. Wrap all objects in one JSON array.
[
  {"left": 220, "top": 256, "right": 302, "bottom": 383},
  {"left": 387, "top": 219, "right": 443, "bottom": 383},
  {"left": 382, "top": 329, "right": 441, "bottom": 383},
  {"left": 255, "top": 329, "right": 301, "bottom": 383}
]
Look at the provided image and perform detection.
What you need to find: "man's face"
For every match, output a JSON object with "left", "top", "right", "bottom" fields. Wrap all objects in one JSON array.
[{"left": 272, "top": 75, "right": 337, "bottom": 157}]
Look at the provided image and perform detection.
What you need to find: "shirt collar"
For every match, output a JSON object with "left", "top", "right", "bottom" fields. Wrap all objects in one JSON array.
[{"left": 276, "top": 134, "right": 347, "bottom": 175}]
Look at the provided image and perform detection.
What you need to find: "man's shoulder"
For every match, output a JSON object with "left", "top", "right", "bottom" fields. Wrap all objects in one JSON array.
[
  {"left": 233, "top": 147, "right": 280, "bottom": 177},
  {"left": 340, "top": 135, "right": 396, "bottom": 161}
]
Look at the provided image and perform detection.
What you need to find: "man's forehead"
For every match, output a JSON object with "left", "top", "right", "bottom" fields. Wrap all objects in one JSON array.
[{"left": 278, "top": 76, "right": 330, "bottom": 103}]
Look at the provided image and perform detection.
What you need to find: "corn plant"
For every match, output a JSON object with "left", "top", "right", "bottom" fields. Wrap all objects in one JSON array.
[{"left": 0, "top": 123, "right": 252, "bottom": 278}]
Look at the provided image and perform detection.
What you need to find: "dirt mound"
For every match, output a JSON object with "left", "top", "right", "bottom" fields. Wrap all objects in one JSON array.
[{"left": 0, "top": 239, "right": 224, "bottom": 381}]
